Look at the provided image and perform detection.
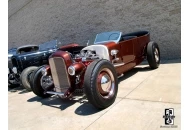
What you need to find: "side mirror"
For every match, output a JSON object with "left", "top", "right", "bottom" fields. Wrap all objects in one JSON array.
[
  {"left": 111, "top": 49, "right": 118, "bottom": 56},
  {"left": 111, "top": 50, "right": 119, "bottom": 63}
]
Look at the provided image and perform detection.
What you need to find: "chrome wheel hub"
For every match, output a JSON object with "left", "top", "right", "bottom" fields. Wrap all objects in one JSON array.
[
  {"left": 40, "top": 75, "right": 53, "bottom": 90},
  {"left": 101, "top": 74, "right": 111, "bottom": 92},
  {"left": 154, "top": 48, "right": 159, "bottom": 62},
  {"left": 97, "top": 68, "right": 115, "bottom": 99}
]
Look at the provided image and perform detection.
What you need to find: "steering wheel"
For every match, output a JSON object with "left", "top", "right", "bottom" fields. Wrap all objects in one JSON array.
[{"left": 108, "top": 33, "right": 119, "bottom": 40}]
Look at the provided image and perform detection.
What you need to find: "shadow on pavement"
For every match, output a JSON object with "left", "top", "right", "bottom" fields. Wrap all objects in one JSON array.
[
  {"left": 27, "top": 95, "right": 79, "bottom": 111},
  {"left": 119, "top": 65, "right": 152, "bottom": 83},
  {"left": 8, "top": 86, "right": 31, "bottom": 94},
  {"left": 27, "top": 94, "right": 100, "bottom": 115},
  {"left": 75, "top": 102, "right": 101, "bottom": 116},
  {"left": 140, "top": 59, "right": 181, "bottom": 65}
]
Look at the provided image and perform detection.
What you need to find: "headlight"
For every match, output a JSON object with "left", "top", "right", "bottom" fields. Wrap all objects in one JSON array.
[
  {"left": 68, "top": 66, "right": 75, "bottom": 76},
  {"left": 12, "top": 67, "right": 17, "bottom": 74},
  {"left": 111, "top": 49, "right": 118, "bottom": 56},
  {"left": 41, "top": 68, "right": 47, "bottom": 75}
]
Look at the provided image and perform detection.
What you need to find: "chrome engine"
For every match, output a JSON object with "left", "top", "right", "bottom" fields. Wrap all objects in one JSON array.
[{"left": 74, "top": 50, "right": 100, "bottom": 60}]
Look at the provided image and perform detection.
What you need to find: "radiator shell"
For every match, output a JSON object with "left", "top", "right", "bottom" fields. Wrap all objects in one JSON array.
[{"left": 49, "top": 57, "right": 71, "bottom": 92}]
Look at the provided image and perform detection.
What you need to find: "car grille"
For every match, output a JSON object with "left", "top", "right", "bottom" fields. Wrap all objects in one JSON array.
[
  {"left": 49, "top": 57, "right": 71, "bottom": 92},
  {"left": 11, "top": 57, "right": 18, "bottom": 67}
]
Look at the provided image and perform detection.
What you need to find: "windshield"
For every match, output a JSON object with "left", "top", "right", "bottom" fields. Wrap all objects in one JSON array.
[
  {"left": 18, "top": 46, "right": 39, "bottom": 54},
  {"left": 8, "top": 48, "right": 17, "bottom": 55},
  {"left": 94, "top": 31, "right": 122, "bottom": 44},
  {"left": 39, "top": 40, "right": 58, "bottom": 51}
]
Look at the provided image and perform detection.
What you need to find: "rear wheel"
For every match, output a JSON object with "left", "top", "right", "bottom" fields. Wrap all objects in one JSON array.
[
  {"left": 20, "top": 66, "right": 38, "bottom": 91},
  {"left": 147, "top": 41, "right": 160, "bottom": 69},
  {"left": 31, "top": 66, "right": 51, "bottom": 98},
  {"left": 84, "top": 59, "right": 118, "bottom": 109}
]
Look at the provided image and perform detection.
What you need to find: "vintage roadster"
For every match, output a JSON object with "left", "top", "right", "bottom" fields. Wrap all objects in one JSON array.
[{"left": 31, "top": 31, "right": 160, "bottom": 109}]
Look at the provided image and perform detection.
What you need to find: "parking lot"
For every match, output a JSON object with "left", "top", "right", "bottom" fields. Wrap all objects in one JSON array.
[{"left": 8, "top": 59, "right": 181, "bottom": 130}]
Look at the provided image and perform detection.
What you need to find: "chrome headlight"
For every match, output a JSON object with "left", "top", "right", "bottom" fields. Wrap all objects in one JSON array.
[
  {"left": 111, "top": 49, "right": 118, "bottom": 56},
  {"left": 68, "top": 66, "right": 75, "bottom": 76},
  {"left": 12, "top": 67, "right": 17, "bottom": 74},
  {"left": 41, "top": 68, "right": 47, "bottom": 75}
]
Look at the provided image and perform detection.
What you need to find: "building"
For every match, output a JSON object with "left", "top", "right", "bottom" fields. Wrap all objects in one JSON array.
[{"left": 9, "top": 0, "right": 181, "bottom": 59}]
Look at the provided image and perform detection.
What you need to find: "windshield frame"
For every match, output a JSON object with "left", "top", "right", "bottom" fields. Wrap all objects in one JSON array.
[
  {"left": 39, "top": 40, "right": 58, "bottom": 51},
  {"left": 94, "top": 31, "right": 122, "bottom": 44}
]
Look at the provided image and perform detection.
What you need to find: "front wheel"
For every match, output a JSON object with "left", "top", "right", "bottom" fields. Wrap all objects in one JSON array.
[
  {"left": 20, "top": 66, "right": 38, "bottom": 91},
  {"left": 147, "top": 41, "right": 160, "bottom": 69},
  {"left": 84, "top": 59, "right": 118, "bottom": 109},
  {"left": 31, "top": 66, "right": 51, "bottom": 98}
]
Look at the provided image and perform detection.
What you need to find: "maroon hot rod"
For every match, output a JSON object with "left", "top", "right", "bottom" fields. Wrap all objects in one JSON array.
[{"left": 30, "top": 31, "right": 160, "bottom": 109}]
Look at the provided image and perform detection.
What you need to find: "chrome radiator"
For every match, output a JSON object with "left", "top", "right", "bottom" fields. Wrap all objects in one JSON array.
[{"left": 49, "top": 57, "right": 71, "bottom": 93}]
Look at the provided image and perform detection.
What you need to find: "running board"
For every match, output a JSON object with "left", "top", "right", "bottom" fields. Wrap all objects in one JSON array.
[{"left": 113, "top": 63, "right": 125, "bottom": 67}]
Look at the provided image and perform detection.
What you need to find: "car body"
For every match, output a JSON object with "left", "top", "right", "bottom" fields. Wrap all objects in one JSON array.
[
  {"left": 8, "top": 45, "right": 39, "bottom": 69},
  {"left": 8, "top": 48, "right": 17, "bottom": 72},
  {"left": 10, "top": 43, "right": 56, "bottom": 73},
  {"left": 8, "top": 45, "right": 39, "bottom": 88},
  {"left": 31, "top": 31, "right": 160, "bottom": 109},
  {"left": 8, "top": 40, "right": 84, "bottom": 90}
]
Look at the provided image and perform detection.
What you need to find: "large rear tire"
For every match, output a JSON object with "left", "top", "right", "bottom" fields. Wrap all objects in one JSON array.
[
  {"left": 84, "top": 59, "right": 118, "bottom": 109},
  {"left": 147, "top": 41, "right": 160, "bottom": 69},
  {"left": 20, "top": 66, "right": 38, "bottom": 91},
  {"left": 31, "top": 66, "right": 51, "bottom": 98}
]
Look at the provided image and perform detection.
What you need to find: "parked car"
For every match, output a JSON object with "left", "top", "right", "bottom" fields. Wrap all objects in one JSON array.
[
  {"left": 8, "top": 48, "right": 17, "bottom": 74},
  {"left": 9, "top": 40, "right": 83, "bottom": 90},
  {"left": 8, "top": 45, "right": 39, "bottom": 88},
  {"left": 30, "top": 31, "right": 160, "bottom": 109}
]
